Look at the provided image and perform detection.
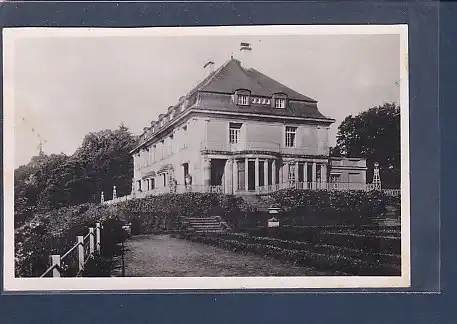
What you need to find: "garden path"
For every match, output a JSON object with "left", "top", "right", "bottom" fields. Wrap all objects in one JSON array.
[{"left": 117, "top": 234, "right": 330, "bottom": 277}]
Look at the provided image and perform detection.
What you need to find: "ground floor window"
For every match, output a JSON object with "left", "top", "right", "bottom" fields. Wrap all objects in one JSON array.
[
  {"left": 288, "top": 163, "right": 296, "bottom": 182},
  {"left": 259, "top": 160, "right": 265, "bottom": 186}
]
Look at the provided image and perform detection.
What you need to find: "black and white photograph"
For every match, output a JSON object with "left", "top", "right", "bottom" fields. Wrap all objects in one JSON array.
[{"left": 3, "top": 25, "right": 409, "bottom": 291}]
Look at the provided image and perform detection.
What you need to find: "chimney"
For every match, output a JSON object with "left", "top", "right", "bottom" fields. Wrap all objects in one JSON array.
[
  {"left": 203, "top": 60, "right": 214, "bottom": 79},
  {"left": 239, "top": 42, "right": 252, "bottom": 68}
]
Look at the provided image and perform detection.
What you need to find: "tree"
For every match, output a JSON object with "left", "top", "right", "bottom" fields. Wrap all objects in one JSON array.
[
  {"left": 14, "top": 125, "right": 138, "bottom": 227},
  {"left": 335, "top": 102, "right": 400, "bottom": 188}
]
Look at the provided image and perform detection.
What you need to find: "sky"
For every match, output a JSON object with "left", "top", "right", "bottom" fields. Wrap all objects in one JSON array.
[{"left": 10, "top": 31, "right": 400, "bottom": 168}]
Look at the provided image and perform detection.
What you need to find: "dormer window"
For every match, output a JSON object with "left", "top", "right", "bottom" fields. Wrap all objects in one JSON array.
[
  {"left": 272, "top": 93, "right": 287, "bottom": 109},
  {"left": 170, "top": 112, "right": 174, "bottom": 120},
  {"left": 275, "top": 97, "right": 286, "bottom": 108},
  {"left": 238, "top": 94, "right": 249, "bottom": 106},
  {"left": 235, "top": 89, "right": 251, "bottom": 106},
  {"left": 160, "top": 120, "right": 164, "bottom": 127}
]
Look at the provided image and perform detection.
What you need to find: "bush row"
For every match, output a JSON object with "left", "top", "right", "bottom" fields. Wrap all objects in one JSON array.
[
  {"left": 182, "top": 234, "right": 400, "bottom": 276},
  {"left": 114, "top": 192, "right": 256, "bottom": 234},
  {"left": 15, "top": 203, "right": 125, "bottom": 277},
  {"left": 268, "top": 189, "right": 400, "bottom": 225}
]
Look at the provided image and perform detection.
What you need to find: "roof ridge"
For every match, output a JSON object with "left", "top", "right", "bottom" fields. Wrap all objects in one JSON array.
[
  {"left": 188, "top": 58, "right": 235, "bottom": 97},
  {"left": 247, "top": 67, "right": 317, "bottom": 102},
  {"left": 240, "top": 66, "right": 276, "bottom": 94}
]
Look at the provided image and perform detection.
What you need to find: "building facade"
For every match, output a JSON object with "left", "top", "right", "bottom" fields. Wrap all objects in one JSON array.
[{"left": 130, "top": 58, "right": 367, "bottom": 196}]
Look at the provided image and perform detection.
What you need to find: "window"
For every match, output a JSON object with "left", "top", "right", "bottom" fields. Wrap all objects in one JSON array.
[
  {"left": 237, "top": 94, "right": 249, "bottom": 106},
  {"left": 170, "top": 112, "right": 174, "bottom": 120},
  {"left": 275, "top": 97, "right": 286, "bottom": 108},
  {"left": 182, "top": 125, "right": 188, "bottom": 149},
  {"left": 229, "top": 123, "right": 242, "bottom": 144},
  {"left": 288, "top": 164, "right": 296, "bottom": 182},
  {"left": 160, "top": 120, "right": 164, "bottom": 127},
  {"left": 285, "top": 126, "right": 297, "bottom": 147}
]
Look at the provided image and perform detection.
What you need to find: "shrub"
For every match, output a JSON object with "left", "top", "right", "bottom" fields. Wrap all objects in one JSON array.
[
  {"left": 269, "top": 189, "right": 394, "bottom": 225},
  {"left": 114, "top": 192, "right": 257, "bottom": 233},
  {"left": 15, "top": 203, "right": 124, "bottom": 277}
]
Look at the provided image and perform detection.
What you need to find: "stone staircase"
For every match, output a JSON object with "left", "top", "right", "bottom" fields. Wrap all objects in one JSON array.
[{"left": 182, "top": 216, "right": 229, "bottom": 234}]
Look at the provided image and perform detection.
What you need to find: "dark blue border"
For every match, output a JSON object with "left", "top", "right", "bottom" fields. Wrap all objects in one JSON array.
[{"left": 1, "top": 1, "right": 452, "bottom": 323}]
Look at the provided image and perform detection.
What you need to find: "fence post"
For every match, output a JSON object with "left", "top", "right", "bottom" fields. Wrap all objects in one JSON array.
[
  {"left": 50, "top": 254, "right": 61, "bottom": 278},
  {"left": 89, "top": 228, "right": 95, "bottom": 255},
  {"left": 77, "top": 235, "right": 84, "bottom": 273},
  {"left": 95, "top": 222, "right": 101, "bottom": 253}
]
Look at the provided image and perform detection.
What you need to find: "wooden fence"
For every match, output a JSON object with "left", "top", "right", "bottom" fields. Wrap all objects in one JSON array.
[{"left": 40, "top": 223, "right": 101, "bottom": 278}]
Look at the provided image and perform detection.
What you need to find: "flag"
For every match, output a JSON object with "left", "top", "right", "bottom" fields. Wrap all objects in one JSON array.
[{"left": 240, "top": 42, "right": 252, "bottom": 51}]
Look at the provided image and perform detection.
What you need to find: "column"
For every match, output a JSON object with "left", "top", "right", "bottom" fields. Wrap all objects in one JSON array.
[
  {"left": 312, "top": 162, "right": 317, "bottom": 189},
  {"left": 321, "top": 163, "right": 327, "bottom": 186},
  {"left": 254, "top": 158, "right": 260, "bottom": 192},
  {"left": 284, "top": 163, "right": 290, "bottom": 187},
  {"left": 203, "top": 158, "right": 211, "bottom": 190},
  {"left": 263, "top": 159, "right": 268, "bottom": 189},
  {"left": 303, "top": 161, "right": 308, "bottom": 183},
  {"left": 233, "top": 159, "right": 238, "bottom": 192},
  {"left": 278, "top": 162, "right": 283, "bottom": 184},
  {"left": 295, "top": 161, "right": 299, "bottom": 188},
  {"left": 244, "top": 158, "right": 249, "bottom": 191},
  {"left": 272, "top": 160, "right": 276, "bottom": 185},
  {"left": 225, "top": 159, "right": 233, "bottom": 194}
]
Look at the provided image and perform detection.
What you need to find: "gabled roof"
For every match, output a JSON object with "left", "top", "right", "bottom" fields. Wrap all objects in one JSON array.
[{"left": 189, "top": 58, "right": 317, "bottom": 102}]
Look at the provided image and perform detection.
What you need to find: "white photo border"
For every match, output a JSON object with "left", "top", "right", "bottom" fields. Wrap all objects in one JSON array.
[{"left": 3, "top": 24, "right": 410, "bottom": 292}]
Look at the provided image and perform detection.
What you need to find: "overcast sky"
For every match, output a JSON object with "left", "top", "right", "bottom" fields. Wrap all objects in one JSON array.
[{"left": 11, "top": 32, "right": 400, "bottom": 167}]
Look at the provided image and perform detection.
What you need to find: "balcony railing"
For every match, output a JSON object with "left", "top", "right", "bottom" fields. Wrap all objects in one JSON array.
[
  {"left": 200, "top": 141, "right": 325, "bottom": 156},
  {"left": 103, "top": 182, "right": 397, "bottom": 205}
]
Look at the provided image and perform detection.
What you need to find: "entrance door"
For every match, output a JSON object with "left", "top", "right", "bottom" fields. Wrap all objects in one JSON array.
[{"left": 210, "top": 159, "right": 226, "bottom": 186}]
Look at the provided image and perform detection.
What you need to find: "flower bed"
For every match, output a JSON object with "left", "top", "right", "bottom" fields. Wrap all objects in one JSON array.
[
  {"left": 219, "top": 232, "right": 401, "bottom": 266},
  {"left": 181, "top": 233, "right": 400, "bottom": 275}
]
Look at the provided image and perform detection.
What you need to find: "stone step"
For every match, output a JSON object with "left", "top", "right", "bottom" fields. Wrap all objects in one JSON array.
[{"left": 188, "top": 222, "right": 221, "bottom": 226}]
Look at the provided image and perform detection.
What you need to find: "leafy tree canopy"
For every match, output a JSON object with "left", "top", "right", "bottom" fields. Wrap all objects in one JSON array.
[
  {"left": 335, "top": 102, "right": 400, "bottom": 188},
  {"left": 14, "top": 125, "right": 138, "bottom": 227}
]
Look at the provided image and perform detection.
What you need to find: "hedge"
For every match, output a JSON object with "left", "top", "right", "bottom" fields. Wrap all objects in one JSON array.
[
  {"left": 114, "top": 192, "right": 257, "bottom": 234},
  {"left": 268, "top": 189, "right": 399, "bottom": 225},
  {"left": 15, "top": 203, "right": 125, "bottom": 277}
]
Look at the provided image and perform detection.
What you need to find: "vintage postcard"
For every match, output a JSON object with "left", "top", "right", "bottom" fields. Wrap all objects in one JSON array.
[{"left": 3, "top": 25, "right": 409, "bottom": 291}]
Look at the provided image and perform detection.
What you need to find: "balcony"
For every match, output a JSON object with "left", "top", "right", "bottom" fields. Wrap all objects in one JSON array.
[
  {"left": 103, "top": 181, "right": 398, "bottom": 205},
  {"left": 329, "top": 157, "right": 366, "bottom": 168},
  {"left": 200, "top": 141, "right": 322, "bottom": 156}
]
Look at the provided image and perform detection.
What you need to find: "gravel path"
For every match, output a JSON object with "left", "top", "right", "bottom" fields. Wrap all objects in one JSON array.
[{"left": 118, "top": 234, "right": 331, "bottom": 277}]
